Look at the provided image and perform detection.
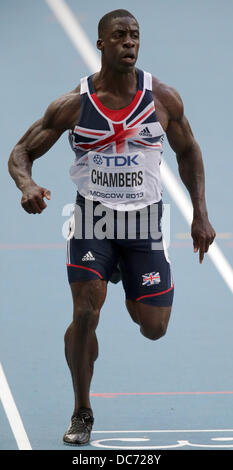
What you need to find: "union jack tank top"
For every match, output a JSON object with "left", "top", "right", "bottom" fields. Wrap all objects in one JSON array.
[{"left": 69, "top": 69, "right": 165, "bottom": 211}]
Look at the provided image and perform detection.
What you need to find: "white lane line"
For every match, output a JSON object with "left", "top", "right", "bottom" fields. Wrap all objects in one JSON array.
[
  {"left": 161, "top": 161, "right": 233, "bottom": 294},
  {"left": 0, "top": 363, "right": 32, "bottom": 450},
  {"left": 44, "top": 0, "right": 233, "bottom": 295},
  {"left": 92, "top": 429, "right": 233, "bottom": 433},
  {"left": 45, "top": 0, "right": 100, "bottom": 73}
]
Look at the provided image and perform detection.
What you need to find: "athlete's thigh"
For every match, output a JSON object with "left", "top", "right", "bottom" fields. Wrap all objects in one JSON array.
[
  {"left": 66, "top": 193, "right": 119, "bottom": 284},
  {"left": 120, "top": 237, "right": 174, "bottom": 309},
  {"left": 70, "top": 279, "right": 107, "bottom": 314},
  {"left": 126, "top": 297, "right": 172, "bottom": 331}
]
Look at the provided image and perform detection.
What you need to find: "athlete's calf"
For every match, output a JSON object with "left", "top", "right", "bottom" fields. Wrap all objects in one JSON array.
[{"left": 64, "top": 279, "right": 107, "bottom": 414}]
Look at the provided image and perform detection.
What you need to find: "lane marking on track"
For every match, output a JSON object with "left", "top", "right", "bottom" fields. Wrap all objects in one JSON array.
[
  {"left": 160, "top": 161, "right": 233, "bottom": 294},
  {"left": 0, "top": 362, "right": 32, "bottom": 450},
  {"left": 45, "top": 0, "right": 99, "bottom": 72},
  {"left": 0, "top": 243, "right": 66, "bottom": 249},
  {"left": 91, "top": 429, "right": 233, "bottom": 433},
  {"left": 45, "top": 0, "right": 233, "bottom": 295},
  {"left": 90, "top": 429, "right": 233, "bottom": 449},
  {"left": 90, "top": 390, "right": 233, "bottom": 397}
]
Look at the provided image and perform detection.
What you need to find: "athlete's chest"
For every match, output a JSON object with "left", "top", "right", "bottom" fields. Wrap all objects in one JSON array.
[
  {"left": 95, "top": 89, "right": 139, "bottom": 111},
  {"left": 70, "top": 70, "right": 166, "bottom": 156},
  {"left": 93, "top": 90, "right": 168, "bottom": 132}
]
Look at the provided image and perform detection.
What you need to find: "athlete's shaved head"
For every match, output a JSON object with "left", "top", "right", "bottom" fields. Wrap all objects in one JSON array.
[{"left": 98, "top": 9, "right": 138, "bottom": 38}]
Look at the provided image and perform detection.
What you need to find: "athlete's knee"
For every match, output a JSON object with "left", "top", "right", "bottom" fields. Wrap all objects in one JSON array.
[
  {"left": 140, "top": 307, "right": 171, "bottom": 341},
  {"left": 73, "top": 304, "right": 100, "bottom": 332},
  {"left": 140, "top": 319, "right": 168, "bottom": 341},
  {"left": 137, "top": 303, "right": 172, "bottom": 341}
]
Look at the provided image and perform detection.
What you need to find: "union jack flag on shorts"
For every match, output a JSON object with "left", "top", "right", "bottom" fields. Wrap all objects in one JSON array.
[{"left": 142, "top": 272, "right": 161, "bottom": 286}]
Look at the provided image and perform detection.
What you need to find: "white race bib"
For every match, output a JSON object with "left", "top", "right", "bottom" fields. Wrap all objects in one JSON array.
[{"left": 87, "top": 151, "right": 145, "bottom": 202}]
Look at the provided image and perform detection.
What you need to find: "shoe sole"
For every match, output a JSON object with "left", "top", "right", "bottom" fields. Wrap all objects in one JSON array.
[{"left": 63, "top": 439, "right": 90, "bottom": 446}]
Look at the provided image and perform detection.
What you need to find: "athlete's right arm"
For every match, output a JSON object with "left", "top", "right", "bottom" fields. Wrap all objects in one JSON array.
[{"left": 8, "top": 91, "right": 80, "bottom": 214}]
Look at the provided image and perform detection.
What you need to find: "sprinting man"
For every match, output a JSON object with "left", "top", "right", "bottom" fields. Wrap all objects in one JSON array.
[{"left": 8, "top": 9, "right": 216, "bottom": 446}]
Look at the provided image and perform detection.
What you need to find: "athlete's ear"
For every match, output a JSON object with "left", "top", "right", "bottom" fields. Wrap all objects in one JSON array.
[{"left": 97, "top": 39, "right": 104, "bottom": 51}]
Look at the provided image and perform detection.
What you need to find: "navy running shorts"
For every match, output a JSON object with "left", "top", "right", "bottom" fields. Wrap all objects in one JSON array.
[{"left": 66, "top": 193, "right": 174, "bottom": 306}]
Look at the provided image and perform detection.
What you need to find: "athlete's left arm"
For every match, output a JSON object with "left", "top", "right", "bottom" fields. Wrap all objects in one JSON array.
[{"left": 164, "top": 87, "right": 216, "bottom": 263}]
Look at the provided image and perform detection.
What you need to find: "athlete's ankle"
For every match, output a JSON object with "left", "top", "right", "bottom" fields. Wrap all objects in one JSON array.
[{"left": 73, "top": 406, "right": 93, "bottom": 418}]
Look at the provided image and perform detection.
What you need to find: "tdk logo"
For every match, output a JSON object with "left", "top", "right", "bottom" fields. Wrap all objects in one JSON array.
[
  {"left": 93, "top": 154, "right": 139, "bottom": 167},
  {"left": 93, "top": 155, "right": 103, "bottom": 165}
]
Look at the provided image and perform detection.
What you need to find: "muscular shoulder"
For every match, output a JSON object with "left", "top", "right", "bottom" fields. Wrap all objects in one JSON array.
[
  {"left": 43, "top": 85, "right": 81, "bottom": 131},
  {"left": 152, "top": 76, "right": 184, "bottom": 122}
]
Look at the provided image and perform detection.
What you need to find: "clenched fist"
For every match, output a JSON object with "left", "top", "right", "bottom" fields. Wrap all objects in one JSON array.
[{"left": 21, "top": 183, "right": 51, "bottom": 214}]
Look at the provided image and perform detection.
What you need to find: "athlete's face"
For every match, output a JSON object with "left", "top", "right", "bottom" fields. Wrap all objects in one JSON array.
[{"left": 97, "top": 17, "right": 140, "bottom": 72}]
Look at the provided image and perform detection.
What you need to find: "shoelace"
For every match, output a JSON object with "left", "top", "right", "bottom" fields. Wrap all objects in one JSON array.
[{"left": 68, "top": 415, "right": 93, "bottom": 433}]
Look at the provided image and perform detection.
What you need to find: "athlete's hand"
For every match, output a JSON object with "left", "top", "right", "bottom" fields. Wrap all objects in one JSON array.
[
  {"left": 191, "top": 215, "right": 216, "bottom": 264},
  {"left": 21, "top": 183, "right": 51, "bottom": 214}
]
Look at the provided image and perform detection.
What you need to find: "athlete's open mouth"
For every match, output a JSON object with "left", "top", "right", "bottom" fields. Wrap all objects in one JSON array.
[{"left": 121, "top": 53, "right": 135, "bottom": 63}]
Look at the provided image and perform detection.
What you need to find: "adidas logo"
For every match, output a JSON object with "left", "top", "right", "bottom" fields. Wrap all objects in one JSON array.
[
  {"left": 82, "top": 251, "right": 95, "bottom": 261},
  {"left": 139, "top": 126, "right": 152, "bottom": 137}
]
